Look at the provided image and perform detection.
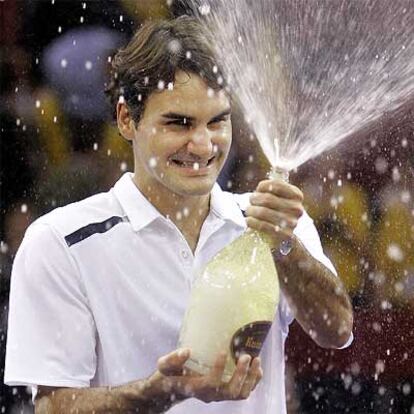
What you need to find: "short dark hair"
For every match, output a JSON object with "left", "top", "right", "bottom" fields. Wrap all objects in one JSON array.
[{"left": 105, "top": 16, "right": 226, "bottom": 124}]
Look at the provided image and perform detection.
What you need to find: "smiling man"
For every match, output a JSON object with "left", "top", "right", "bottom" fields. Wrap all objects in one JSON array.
[{"left": 5, "top": 16, "right": 353, "bottom": 414}]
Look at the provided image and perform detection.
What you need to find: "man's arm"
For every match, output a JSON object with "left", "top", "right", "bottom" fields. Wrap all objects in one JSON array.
[
  {"left": 275, "top": 235, "right": 353, "bottom": 348},
  {"left": 245, "top": 178, "right": 353, "bottom": 349},
  {"left": 35, "top": 377, "right": 182, "bottom": 414},
  {"left": 35, "top": 381, "right": 164, "bottom": 414},
  {"left": 35, "top": 349, "right": 263, "bottom": 413}
]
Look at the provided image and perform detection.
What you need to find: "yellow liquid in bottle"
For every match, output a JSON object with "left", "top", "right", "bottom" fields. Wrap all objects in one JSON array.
[{"left": 178, "top": 229, "right": 279, "bottom": 381}]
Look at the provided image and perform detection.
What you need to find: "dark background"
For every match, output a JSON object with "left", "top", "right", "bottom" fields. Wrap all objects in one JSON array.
[{"left": 1, "top": 1, "right": 413, "bottom": 413}]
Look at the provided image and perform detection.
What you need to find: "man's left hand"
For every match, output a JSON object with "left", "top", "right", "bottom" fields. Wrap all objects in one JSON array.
[{"left": 245, "top": 179, "right": 304, "bottom": 249}]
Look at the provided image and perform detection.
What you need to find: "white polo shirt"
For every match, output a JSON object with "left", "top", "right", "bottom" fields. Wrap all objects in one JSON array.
[{"left": 5, "top": 172, "right": 340, "bottom": 414}]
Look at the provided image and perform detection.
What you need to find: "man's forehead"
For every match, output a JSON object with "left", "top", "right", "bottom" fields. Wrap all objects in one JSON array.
[
  {"left": 148, "top": 72, "right": 230, "bottom": 114},
  {"left": 172, "top": 71, "right": 227, "bottom": 98}
]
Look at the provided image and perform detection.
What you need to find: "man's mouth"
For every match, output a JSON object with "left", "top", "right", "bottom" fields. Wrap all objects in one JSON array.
[{"left": 169, "top": 156, "right": 216, "bottom": 169}]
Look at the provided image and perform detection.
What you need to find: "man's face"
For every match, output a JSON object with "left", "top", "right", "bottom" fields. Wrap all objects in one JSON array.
[{"left": 130, "top": 70, "right": 232, "bottom": 197}]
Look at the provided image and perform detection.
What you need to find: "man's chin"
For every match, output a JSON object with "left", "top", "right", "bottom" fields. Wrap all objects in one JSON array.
[
  {"left": 165, "top": 177, "right": 216, "bottom": 197},
  {"left": 173, "top": 183, "right": 214, "bottom": 197}
]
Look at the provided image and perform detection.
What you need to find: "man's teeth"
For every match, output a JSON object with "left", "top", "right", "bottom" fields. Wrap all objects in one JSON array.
[{"left": 172, "top": 159, "right": 211, "bottom": 168}]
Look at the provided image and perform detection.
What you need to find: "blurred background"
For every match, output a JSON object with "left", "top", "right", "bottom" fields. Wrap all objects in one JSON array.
[{"left": 0, "top": 1, "right": 413, "bottom": 413}]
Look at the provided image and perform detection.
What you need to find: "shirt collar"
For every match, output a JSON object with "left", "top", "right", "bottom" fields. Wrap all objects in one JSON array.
[
  {"left": 113, "top": 173, "right": 163, "bottom": 232},
  {"left": 113, "top": 173, "right": 246, "bottom": 232},
  {"left": 209, "top": 183, "right": 246, "bottom": 228}
]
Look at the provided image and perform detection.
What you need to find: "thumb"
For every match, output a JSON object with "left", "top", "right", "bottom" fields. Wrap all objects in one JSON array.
[{"left": 157, "top": 348, "right": 191, "bottom": 376}]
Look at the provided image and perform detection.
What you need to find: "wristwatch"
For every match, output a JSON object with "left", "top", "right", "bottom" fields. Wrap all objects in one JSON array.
[{"left": 279, "top": 238, "right": 294, "bottom": 256}]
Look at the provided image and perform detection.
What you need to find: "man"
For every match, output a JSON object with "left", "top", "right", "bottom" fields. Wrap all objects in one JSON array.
[{"left": 5, "top": 16, "right": 353, "bottom": 413}]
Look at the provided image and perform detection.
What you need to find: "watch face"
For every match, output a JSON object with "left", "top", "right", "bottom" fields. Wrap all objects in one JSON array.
[{"left": 280, "top": 238, "right": 293, "bottom": 256}]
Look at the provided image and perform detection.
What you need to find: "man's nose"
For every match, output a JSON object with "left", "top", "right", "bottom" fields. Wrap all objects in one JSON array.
[{"left": 187, "top": 127, "right": 213, "bottom": 157}]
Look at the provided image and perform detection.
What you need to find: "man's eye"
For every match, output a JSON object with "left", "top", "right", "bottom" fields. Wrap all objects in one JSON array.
[
  {"left": 209, "top": 117, "right": 227, "bottom": 125},
  {"left": 166, "top": 120, "right": 190, "bottom": 127}
]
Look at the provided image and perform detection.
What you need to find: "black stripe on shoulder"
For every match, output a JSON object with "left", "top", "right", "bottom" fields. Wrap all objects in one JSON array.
[
  {"left": 65, "top": 216, "right": 124, "bottom": 247},
  {"left": 235, "top": 201, "right": 247, "bottom": 217}
]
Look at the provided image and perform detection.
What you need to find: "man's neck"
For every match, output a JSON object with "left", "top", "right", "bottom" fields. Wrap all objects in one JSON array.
[{"left": 132, "top": 174, "right": 211, "bottom": 251}]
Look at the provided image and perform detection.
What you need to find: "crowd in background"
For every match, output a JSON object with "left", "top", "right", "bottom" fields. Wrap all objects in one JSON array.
[{"left": 1, "top": 1, "right": 413, "bottom": 413}]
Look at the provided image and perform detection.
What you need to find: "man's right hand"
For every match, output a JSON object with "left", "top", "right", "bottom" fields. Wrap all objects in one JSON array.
[
  {"left": 35, "top": 349, "right": 263, "bottom": 414},
  {"left": 146, "top": 348, "right": 263, "bottom": 405}
]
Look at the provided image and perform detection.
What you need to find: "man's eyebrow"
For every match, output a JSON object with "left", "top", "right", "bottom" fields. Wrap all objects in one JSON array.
[
  {"left": 161, "top": 112, "right": 195, "bottom": 121},
  {"left": 161, "top": 108, "right": 231, "bottom": 121},
  {"left": 210, "top": 108, "right": 232, "bottom": 121}
]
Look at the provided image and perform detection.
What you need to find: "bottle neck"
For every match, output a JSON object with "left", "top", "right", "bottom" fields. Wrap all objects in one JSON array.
[{"left": 268, "top": 166, "right": 289, "bottom": 182}]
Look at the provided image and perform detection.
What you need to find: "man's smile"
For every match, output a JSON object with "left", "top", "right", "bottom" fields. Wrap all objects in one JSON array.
[{"left": 168, "top": 155, "right": 217, "bottom": 169}]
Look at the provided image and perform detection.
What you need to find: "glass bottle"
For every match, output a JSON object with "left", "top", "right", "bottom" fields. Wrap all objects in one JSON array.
[{"left": 178, "top": 168, "right": 288, "bottom": 380}]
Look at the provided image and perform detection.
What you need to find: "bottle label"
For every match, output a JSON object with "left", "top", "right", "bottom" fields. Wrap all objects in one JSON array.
[{"left": 230, "top": 321, "right": 272, "bottom": 362}]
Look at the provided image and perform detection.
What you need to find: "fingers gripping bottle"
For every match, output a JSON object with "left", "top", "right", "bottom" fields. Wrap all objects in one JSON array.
[{"left": 178, "top": 167, "right": 289, "bottom": 381}]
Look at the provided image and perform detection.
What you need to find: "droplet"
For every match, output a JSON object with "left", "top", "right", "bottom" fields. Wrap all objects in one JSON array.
[
  {"left": 401, "top": 191, "right": 411, "bottom": 204},
  {"left": 375, "top": 360, "right": 385, "bottom": 374},
  {"left": 392, "top": 167, "right": 400, "bottom": 182},
  {"left": 387, "top": 243, "right": 404, "bottom": 262},
  {"left": 0, "top": 241, "right": 9, "bottom": 254},
  {"left": 375, "top": 157, "right": 388, "bottom": 174},
  {"left": 168, "top": 39, "right": 181, "bottom": 53},
  {"left": 199, "top": 3, "right": 211, "bottom": 15},
  {"left": 402, "top": 383, "right": 411, "bottom": 396}
]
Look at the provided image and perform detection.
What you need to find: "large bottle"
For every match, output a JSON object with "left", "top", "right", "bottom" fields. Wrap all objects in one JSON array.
[{"left": 178, "top": 168, "right": 287, "bottom": 381}]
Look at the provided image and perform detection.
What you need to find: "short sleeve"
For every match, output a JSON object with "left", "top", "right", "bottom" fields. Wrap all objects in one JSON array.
[{"left": 4, "top": 223, "right": 97, "bottom": 388}]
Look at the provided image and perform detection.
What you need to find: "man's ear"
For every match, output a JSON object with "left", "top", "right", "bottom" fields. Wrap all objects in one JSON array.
[{"left": 116, "top": 102, "right": 136, "bottom": 141}]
